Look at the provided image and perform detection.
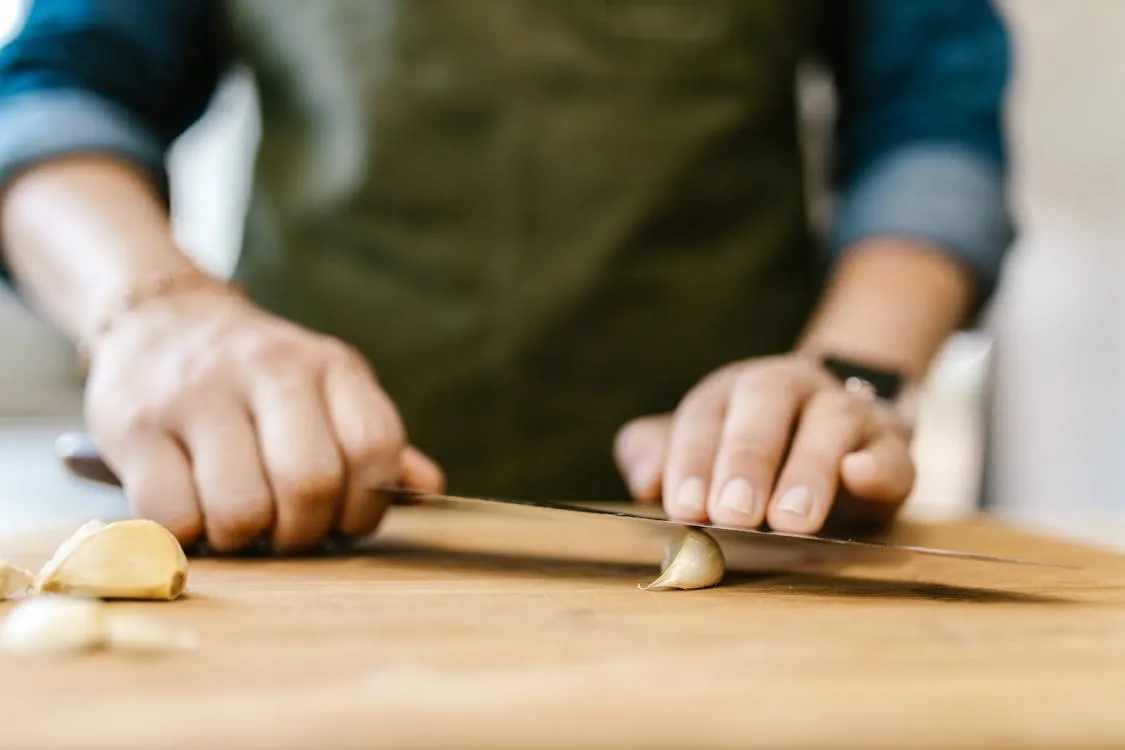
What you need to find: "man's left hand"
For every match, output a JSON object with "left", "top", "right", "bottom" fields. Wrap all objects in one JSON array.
[{"left": 613, "top": 354, "right": 915, "bottom": 534}]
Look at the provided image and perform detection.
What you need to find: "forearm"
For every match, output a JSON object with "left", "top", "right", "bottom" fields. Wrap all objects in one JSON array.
[
  {"left": 809, "top": 0, "right": 1012, "bottom": 385},
  {"left": 0, "top": 156, "right": 209, "bottom": 342},
  {"left": 797, "top": 238, "right": 975, "bottom": 384}
]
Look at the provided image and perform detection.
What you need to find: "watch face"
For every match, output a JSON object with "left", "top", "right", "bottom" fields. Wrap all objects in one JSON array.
[{"left": 821, "top": 357, "right": 904, "bottom": 401}]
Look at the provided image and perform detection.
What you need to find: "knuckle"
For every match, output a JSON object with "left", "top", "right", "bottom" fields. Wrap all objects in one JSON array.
[
  {"left": 274, "top": 467, "right": 344, "bottom": 509},
  {"left": 211, "top": 491, "right": 273, "bottom": 532},
  {"left": 676, "top": 388, "right": 711, "bottom": 414},
  {"left": 817, "top": 389, "right": 870, "bottom": 420},
  {"left": 677, "top": 382, "right": 727, "bottom": 417},
  {"left": 177, "top": 348, "right": 234, "bottom": 393},
  {"left": 131, "top": 494, "right": 204, "bottom": 544},
  {"left": 341, "top": 403, "right": 407, "bottom": 458},
  {"left": 110, "top": 403, "right": 171, "bottom": 444},
  {"left": 242, "top": 334, "right": 306, "bottom": 371},
  {"left": 165, "top": 516, "right": 205, "bottom": 546},
  {"left": 735, "top": 368, "right": 799, "bottom": 401},
  {"left": 716, "top": 439, "right": 773, "bottom": 469},
  {"left": 320, "top": 336, "right": 372, "bottom": 372},
  {"left": 87, "top": 387, "right": 171, "bottom": 442},
  {"left": 213, "top": 514, "right": 271, "bottom": 547},
  {"left": 790, "top": 447, "right": 841, "bottom": 472},
  {"left": 348, "top": 427, "right": 404, "bottom": 467},
  {"left": 699, "top": 361, "right": 743, "bottom": 388}
]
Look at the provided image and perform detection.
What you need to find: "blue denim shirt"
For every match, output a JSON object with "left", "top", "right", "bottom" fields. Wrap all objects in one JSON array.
[{"left": 0, "top": 0, "right": 1014, "bottom": 296}]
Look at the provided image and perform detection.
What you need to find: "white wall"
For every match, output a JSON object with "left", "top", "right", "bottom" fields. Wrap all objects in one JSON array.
[{"left": 986, "top": 0, "right": 1125, "bottom": 534}]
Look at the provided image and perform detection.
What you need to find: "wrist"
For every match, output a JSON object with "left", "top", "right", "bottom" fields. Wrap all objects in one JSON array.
[
  {"left": 796, "top": 239, "right": 974, "bottom": 383},
  {"left": 800, "top": 349, "right": 920, "bottom": 431},
  {"left": 79, "top": 269, "right": 245, "bottom": 370}
]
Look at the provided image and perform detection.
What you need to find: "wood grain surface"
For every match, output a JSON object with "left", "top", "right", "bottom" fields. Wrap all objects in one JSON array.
[{"left": 0, "top": 503, "right": 1122, "bottom": 749}]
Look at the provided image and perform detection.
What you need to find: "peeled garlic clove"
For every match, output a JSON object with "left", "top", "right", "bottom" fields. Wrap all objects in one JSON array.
[
  {"left": 0, "top": 559, "right": 35, "bottom": 599},
  {"left": 36, "top": 519, "right": 188, "bottom": 601},
  {"left": 104, "top": 613, "right": 199, "bottom": 654},
  {"left": 0, "top": 595, "right": 106, "bottom": 656},
  {"left": 640, "top": 527, "right": 725, "bottom": 591}
]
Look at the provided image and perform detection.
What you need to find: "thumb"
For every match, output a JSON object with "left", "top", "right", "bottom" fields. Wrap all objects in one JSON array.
[
  {"left": 839, "top": 432, "right": 915, "bottom": 504},
  {"left": 401, "top": 445, "right": 446, "bottom": 493},
  {"left": 613, "top": 414, "right": 672, "bottom": 503}
]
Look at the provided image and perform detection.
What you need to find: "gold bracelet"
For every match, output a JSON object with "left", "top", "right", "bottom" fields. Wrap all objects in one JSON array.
[{"left": 76, "top": 272, "right": 244, "bottom": 373}]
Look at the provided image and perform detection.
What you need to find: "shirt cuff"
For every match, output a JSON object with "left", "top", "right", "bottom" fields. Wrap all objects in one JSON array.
[
  {"left": 829, "top": 143, "right": 1015, "bottom": 301},
  {"left": 0, "top": 89, "right": 170, "bottom": 282}
]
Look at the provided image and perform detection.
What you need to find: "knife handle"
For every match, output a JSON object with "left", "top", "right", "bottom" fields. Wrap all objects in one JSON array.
[
  {"left": 55, "top": 430, "right": 366, "bottom": 556},
  {"left": 55, "top": 429, "right": 417, "bottom": 502},
  {"left": 56, "top": 431, "right": 121, "bottom": 487}
]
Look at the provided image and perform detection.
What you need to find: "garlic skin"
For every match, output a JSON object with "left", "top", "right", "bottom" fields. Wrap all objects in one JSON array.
[
  {"left": 641, "top": 527, "right": 725, "bottom": 591},
  {"left": 37, "top": 519, "right": 107, "bottom": 578},
  {"left": 104, "top": 613, "right": 199, "bottom": 653},
  {"left": 0, "top": 596, "right": 106, "bottom": 656},
  {"left": 35, "top": 519, "right": 188, "bottom": 601},
  {"left": 0, "top": 559, "right": 35, "bottom": 599}
]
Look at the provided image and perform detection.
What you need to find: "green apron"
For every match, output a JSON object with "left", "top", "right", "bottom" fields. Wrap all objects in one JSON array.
[{"left": 223, "top": 0, "right": 826, "bottom": 501}]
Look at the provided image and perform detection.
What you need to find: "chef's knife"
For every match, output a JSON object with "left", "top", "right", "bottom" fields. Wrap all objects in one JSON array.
[{"left": 53, "top": 431, "right": 1070, "bottom": 568}]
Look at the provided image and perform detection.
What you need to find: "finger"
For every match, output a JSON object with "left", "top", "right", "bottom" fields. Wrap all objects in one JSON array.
[
  {"left": 247, "top": 372, "right": 346, "bottom": 552},
  {"left": 840, "top": 430, "right": 916, "bottom": 504},
  {"left": 386, "top": 447, "right": 444, "bottom": 505},
  {"left": 663, "top": 392, "right": 727, "bottom": 523},
  {"left": 402, "top": 446, "right": 445, "bottom": 492},
  {"left": 613, "top": 414, "right": 671, "bottom": 503},
  {"left": 105, "top": 432, "right": 204, "bottom": 545},
  {"left": 705, "top": 371, "right": 816, "bottom": 528},
  {"left": 182, "top": 404, "right": 275, "bottom": 552},
  {"left": 322, "top": 359, "right": 405, "bottom": 538},
  {"left": 767, "top": 390, "right": 870, "bottom": 534}
]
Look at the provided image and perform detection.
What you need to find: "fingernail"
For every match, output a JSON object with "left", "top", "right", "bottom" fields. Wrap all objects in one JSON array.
[
  {"left": 775, "top": 486, "right": 813, "bottom": 518},
  {"left": 675, "top": 478, "right": 706, "bottom": 513},
  {"left": 718, "top": 478, "right": 758, "bottom": 519}
]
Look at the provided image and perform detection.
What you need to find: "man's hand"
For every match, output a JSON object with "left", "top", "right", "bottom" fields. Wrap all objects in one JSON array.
[
  {"left": 83, "top": 284, "right": 443, "bottom": 553},
  {"left": 614, "top": 354, "right": 915, "bottom": 534}
]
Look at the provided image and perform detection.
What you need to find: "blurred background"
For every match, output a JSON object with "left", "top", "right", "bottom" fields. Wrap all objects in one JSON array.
[{"left": 0, "top": 1, "right": 1121, "bottom": 545}]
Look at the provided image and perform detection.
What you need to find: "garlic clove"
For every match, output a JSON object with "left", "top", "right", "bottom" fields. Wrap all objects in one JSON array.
[
  {"left": 35, "top": 519, "right": 108, "bottom": 586},
  {"left": 36, "top": 519, "right": 189, "bottom": 601},
  {"left": 104, "top": 613, "right": 199, "bottom": 654},
  {"left": 640, "top": 527, "right": 725, "bottom": 591},
  {"left": 0, "top": 559, "right": 35, "bottom": 599},
  {"left": 0, "top": 595, "right": 106, "bottom": 656}
]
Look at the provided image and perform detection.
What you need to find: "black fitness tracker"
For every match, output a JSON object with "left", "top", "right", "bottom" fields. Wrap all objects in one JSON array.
[{"left": 820, "top": 356, "right": 905, "bottom": 403}]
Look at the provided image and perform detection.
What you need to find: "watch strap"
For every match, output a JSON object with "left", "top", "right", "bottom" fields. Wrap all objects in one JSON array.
[{"left": 820, "top": 356, "right": 905, "bottom": 402}]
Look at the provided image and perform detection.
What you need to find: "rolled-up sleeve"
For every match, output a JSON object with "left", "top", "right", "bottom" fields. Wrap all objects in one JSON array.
[
  {"left": 828, "top": 0, "right": 1014, "bottom": 300},
  {"left": 0, "top": 0, "right": 227, "bottom": 278}
]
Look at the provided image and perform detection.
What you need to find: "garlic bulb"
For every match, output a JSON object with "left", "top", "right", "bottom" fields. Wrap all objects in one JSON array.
[
  {"left": 0, "top": 596, "right": 106, "bottom": 656},
  {"left": 640, "top": 527, "right": 725, "bottom": 591},
  {"left": 36, "top": 519, "right": 188, "bottom": 600}
]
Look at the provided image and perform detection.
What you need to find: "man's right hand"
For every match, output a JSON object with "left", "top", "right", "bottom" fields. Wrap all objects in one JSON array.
[{"left": 82, "top": 281, "right": 443, "bottom": 553}]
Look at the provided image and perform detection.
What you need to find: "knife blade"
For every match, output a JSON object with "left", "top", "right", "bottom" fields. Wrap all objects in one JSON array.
[
  {"left": 54, "top": 431, "right": 1072, "bottom": 568},
  {"left": 379, "top": 488, "right": 1070, "bottom": 568}
]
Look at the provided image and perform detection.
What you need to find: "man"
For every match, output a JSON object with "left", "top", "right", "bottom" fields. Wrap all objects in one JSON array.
[{"left": 0, "top": 1, "right": 1012, "bottom": 553}]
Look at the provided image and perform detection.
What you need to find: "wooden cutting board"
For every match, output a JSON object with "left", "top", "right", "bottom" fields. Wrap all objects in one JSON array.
[{"left": 0, "top": 503, "right": 1122, "bottom": 749}]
